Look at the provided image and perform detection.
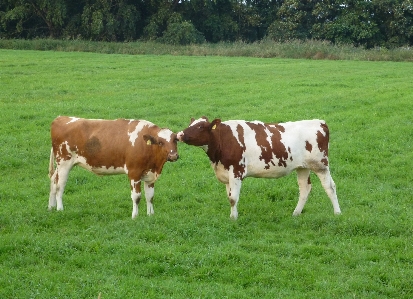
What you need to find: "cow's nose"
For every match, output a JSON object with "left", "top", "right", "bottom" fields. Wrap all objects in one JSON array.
[
  {"left": 168, "top": 151, "right": 179, "bottom": 162},
  {"left": 176, "top": 131, "right": 184, "bottom": 141}
]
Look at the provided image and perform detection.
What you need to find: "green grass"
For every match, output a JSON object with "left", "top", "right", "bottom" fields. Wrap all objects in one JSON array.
[{"left": 0, "top": 49, "right": 412, "bottom": 298}]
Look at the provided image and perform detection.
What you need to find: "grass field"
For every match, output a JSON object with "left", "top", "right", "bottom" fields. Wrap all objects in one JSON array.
[{"left": 0, "top": 49, "right": 412, "bottom": 298}]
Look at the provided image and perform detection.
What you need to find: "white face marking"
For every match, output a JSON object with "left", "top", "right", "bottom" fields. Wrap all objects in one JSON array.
[
  {"left": 158, "top": 129, "right": 173, "bottom": 142},
  {"left": 190, "top": 118, "right": 208, "bottom": 127},
  {"left": 128, "top": 120, "right": 154, "bottom": 146}
]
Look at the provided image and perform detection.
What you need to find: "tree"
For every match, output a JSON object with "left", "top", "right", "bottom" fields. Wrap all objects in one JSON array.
[
  {"left": 267, "top": 0, "right": 317, "bottom": 41},
  {"left": 81, "top": 0, "right": 140, "bottom": 41},
  {"left": 28, "top": 0, "right": 67, "bottom": 38}
]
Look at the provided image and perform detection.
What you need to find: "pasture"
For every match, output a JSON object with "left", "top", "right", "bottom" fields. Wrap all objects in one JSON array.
[{"left": 0, "top": 49, "right": 412, "bottom": 298}]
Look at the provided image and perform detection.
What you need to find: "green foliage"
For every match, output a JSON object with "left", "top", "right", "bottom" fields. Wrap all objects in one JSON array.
[
  {"left": 1, "top": 0, "right": 412, "bottom": 47},
  {"left": 1, "top": 49, "right": 413, "bottom": 298},
  {"left": 142, "top": 4, "right": 204, "bottom": 45},
  {"left": 267, "top": 0, "right": 315, "bottom": 42},
  {"left": 0, "top": 0, "right": 32, "bottom": 38},
  {"left": 161, "top": 21, "right": 205, "bottom": 45},
  {"left": 81, "top": 0, "right": 140, "bottom": 41}
]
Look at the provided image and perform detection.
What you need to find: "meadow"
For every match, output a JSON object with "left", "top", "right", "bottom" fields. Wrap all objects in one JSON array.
[{"left": 0, "top": 49, "right": 412, "bottom": 298}]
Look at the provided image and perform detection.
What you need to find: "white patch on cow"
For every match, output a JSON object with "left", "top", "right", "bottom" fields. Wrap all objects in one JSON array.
[
  {"left": 128, "top": 120, "right": 154, "bottom": 146},
  {"left": 144, "top": 182, "right": 155, "bottom": 215},
  {"left": 56, "top": 141, "right": 71, "bottom": 160},
  {"left": 213, "top": 161, "right": 230, "bottom": 184},
  {"left": 264, "top": 127, "right": 274, "bottom": 148},
  {"left": 142, "top": 170, "right": 160, "bottom": 184},
  {"left": 190, "top": 118, "right": 208, "bottom": 127},
  {"left": 66, "top": 117, "right": 80, "bottom": 124},
  {"left": 130, "top": 179, "right": 141, "bottom": 219},
  {"left": 158, "top": 128, "right": 173, "bottom": 142}
]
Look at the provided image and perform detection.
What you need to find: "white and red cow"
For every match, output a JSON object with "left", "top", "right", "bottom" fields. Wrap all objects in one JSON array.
[
  {"left": 177, "top": 117, "right": 341, "bottom": 219},
  {"left": 48, "top": 116, "right": 179, "bottom": 218}
]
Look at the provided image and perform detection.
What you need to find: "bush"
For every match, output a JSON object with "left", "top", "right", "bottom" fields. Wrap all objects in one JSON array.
[{"left": 160, "top": 21, "right": 205, "bottom": 45}]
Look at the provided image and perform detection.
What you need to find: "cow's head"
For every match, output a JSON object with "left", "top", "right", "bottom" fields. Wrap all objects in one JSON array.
[
  {"left": 144, "top": 129, "right": 179, "bottom": 162},
  {"left": 177, "top": 116, "right": 221, "bottom": 146}
]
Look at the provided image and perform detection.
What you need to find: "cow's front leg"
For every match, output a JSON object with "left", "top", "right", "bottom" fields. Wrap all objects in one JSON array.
[
  {"left": 226, "top": 178, "right": 242, "bottom": 220},
  {"left": 130, "top": 179, "right": 142, "bottom": 219},
  {"left": 144, "top": 182, "right": 155, "bottom": 215}
]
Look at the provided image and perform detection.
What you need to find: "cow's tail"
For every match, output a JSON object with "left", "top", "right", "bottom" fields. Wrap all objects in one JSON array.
[{"left": 48, "top": 148, "right": 55, "bottom": 178}]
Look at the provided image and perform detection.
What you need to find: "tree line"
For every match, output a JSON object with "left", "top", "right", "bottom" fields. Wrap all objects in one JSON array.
[{"left": 1, "top": 0, "right": 412, "bottom": 48}]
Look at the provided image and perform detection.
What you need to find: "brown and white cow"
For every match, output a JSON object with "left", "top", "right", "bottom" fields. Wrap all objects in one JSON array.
[
  {"left": 48, "top": 116, "right": 179, "bottom": 218},
  {"left": 177, "top": 117, "right": 341, "bottom": 219}
]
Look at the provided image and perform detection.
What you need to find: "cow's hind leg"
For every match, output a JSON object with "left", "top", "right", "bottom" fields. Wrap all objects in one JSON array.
[
  {"left": 293, "top": 168, "right": 312, "bottom": 216},
  {"left": 144, "top": 182, "right": 155, "bottom": 216},
  {"left": 226, "top": 178, "right": 242, "bottom": 220},
  {"left": 315, "top": 168, "right": 341, "bottom": 215},
  {"left": 48, "top": 169, "right": 58, "bottom": 210},
  {"left": 130, "top": 179, "right": 142, "bottom": 219},
  {"left": 54, "top": 162, "right": 72, "bottom": 211}
]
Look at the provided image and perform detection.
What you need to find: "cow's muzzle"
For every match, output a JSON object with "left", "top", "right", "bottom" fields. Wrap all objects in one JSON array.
[
  {"left": 176, "top": 131, "right": 184, "bottom": 142},
  {"left": 168, "top": 151, "right": 179, "bottom": 162}
]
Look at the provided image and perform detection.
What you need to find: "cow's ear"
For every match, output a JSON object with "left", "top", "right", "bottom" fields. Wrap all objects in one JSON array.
[
  {"left": 210, "top": 118, "right": 221, "bottom": 130},
  {"left": 190, "top": 117, "right": 195, "bottom": 124},
  {"left": 143, "top": 134, "right": 157, "bottom": 145}
]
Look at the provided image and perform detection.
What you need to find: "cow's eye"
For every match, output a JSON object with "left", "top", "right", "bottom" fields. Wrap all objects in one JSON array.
[{"left": 158, "top": 141, "right": 163, "bottom": 146}]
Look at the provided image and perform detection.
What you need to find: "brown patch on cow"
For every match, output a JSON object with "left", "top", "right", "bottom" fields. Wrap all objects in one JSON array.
[
  {"left": 54, "top": 172, "right": 59, "bottom": 184},
  {"left": 305, "top": 141, "right": 312, "bottom": 153},
  {"left": 85, "top": 136, "right": 101, "bottom": 156},
  {"left": 248, "top": 123, "right": 289, "bottom": 168},
  {"left": 269, "top": 123, "right": 285, "bottom": 133},
  {"left": 247, "top": 122, "right": 272, "bottom": 168},
  {"left": 229, "top": 198, "right": 236, "bottom": 207},
  {"left": 247, "top": 122, "right": 288, "bottom": 169},
  {"left": 55, "top": 142, "right": 72, "bottom": 162},
  {"left": 307, "top": 176, "right": 311, "bottom": 185},
  {"left": 208, "top": 123, "right": 246, "bottom": 179},
  {"left": 317, "top": 123, "right": 330, "bottom": 166}
]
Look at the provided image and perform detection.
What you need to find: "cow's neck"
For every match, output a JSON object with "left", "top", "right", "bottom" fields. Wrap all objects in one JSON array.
[{"left": 206, "top": 139, "right": 222, "bottom": 165}]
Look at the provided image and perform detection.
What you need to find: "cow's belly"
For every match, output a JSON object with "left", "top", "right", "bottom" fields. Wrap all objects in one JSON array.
[
  {"left": 246, "top": 164, "right": 294, "bottom": 178},
  {"left": 212, "top": 161, "right": 296, "bottom": 182},
  {"left": 77, "top": 163, "right": 126, "bottom": 175},
  {"left": 75, "top": 156, "right": 126, "bottom": 175}
]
